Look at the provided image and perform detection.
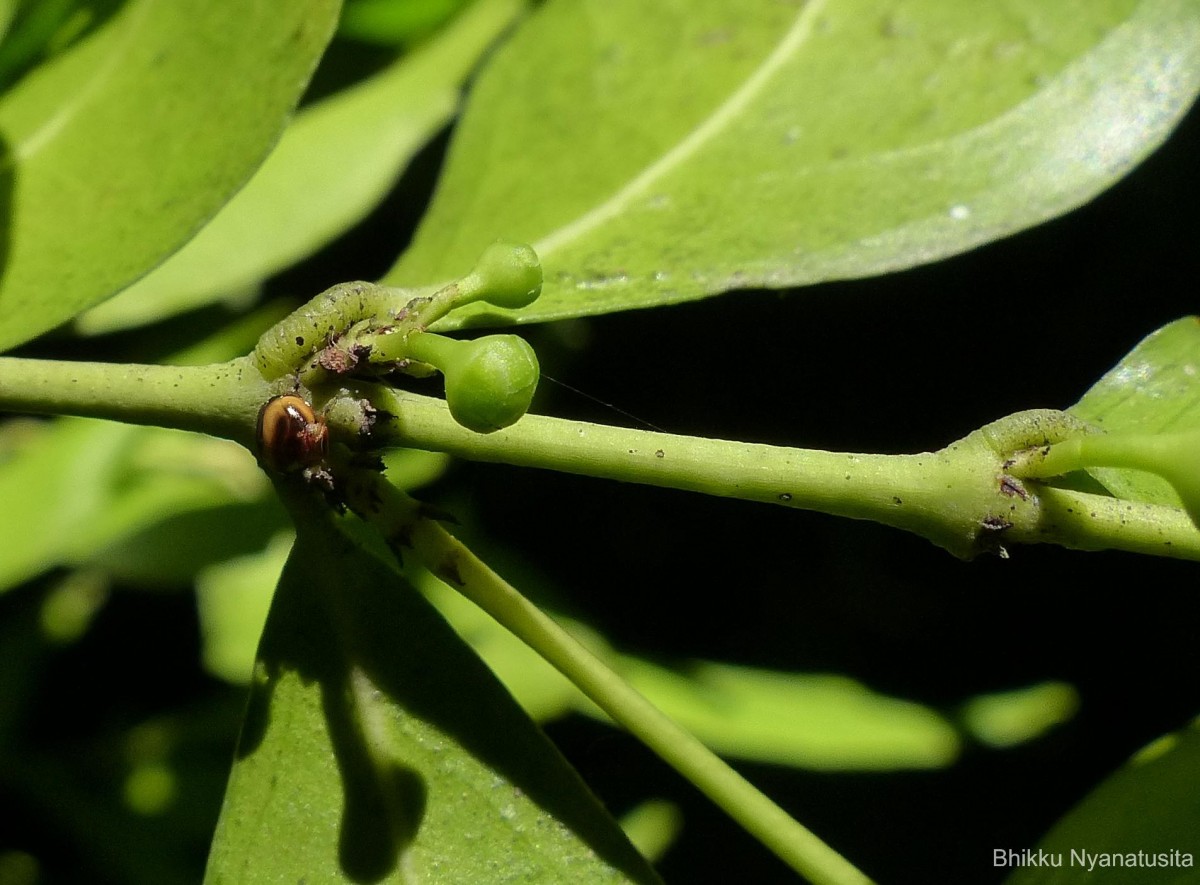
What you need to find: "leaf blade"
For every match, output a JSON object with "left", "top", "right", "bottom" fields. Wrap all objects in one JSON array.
[
  {"left": 0, "top": 0, "right": 341, "bottom": 351},
  {"left": 1070, "top": 316, "right": 1200, "bottom": 506},
  {"left": 384, "top": 0, "right": 1200, "bottom": 329},
  {"left": 76, "top": 0, "right": 526, "bottom": 335},
  {"left": 205, "top": 499, "right": 658, "bottom": 884},
  {"left": 1005, "top": 722, "right": 1200, "bottom": 884}
]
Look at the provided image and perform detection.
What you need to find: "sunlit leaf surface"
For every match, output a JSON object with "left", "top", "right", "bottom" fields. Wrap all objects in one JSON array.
[
  {"left": 386, "top": 0, "right": 1200, "bottom": 330},
  {"left": 1071, "top": 316, "right": 1200, "bottom": 506},
  {"left": 76, "top": 0, "right": 524, "bottom": 335},
  {"left": 0, "top": 0, "right": 340, "bottom": 351}
]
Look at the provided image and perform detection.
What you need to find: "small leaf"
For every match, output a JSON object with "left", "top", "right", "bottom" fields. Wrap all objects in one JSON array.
[
  {"left": 959, "top": 682, "right": 1079, "bottom": 749},
  {"left": 386, "top": 0, "right": 1200, "bottom": 329},
  {"left": 0, "top": 0, "right": 341, "bottom": 352},
  {"left": 1070, "top": 316, "right": 1200, "bottom": 506},
  {"left": 205, "top": 499, "right": 658, "bottom": 884},
  {"left": 75, "top": 0, "right": 525, "bottom": 335},
  {"left": 1005, "top": 721, "right": 1200, "bottom": 884},
  {"left": 418, "top": 569, "right": 967, "bottom": 770},
  {"left": 611, "top": 658, "right": 961, "bottom": 771}
]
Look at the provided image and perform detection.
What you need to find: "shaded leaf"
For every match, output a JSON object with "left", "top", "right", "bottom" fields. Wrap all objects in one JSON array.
[
  {"left": 0, "top": 2, "right": 13, "bottom": 45},
  {"left": 959, "top": 682, "right": 1080, "bottom": 749},
  {"left": 76, "top": 0, "right": 524, "bottom": 335},
  {"left": 0, "top": 419, "right": 265, "bottom": 593},
  {"left": 385, "top": 0, "right": 1200, "bottom": 330},
  {"left": 0, "top": 0, "right": 341, "bottom": 351},
  {"left": 205, "top": 498, "right": 658, "bottom": 884},
  {"left": 417, "top": 569, "right": 965, "bottom": 770},
  {"left": 617, "top": 800, "right": 683, "bottom": 866},
  {"left": 196, "top": 531, "right": 293, "bottom": 684},
  {"left": 340, "top": 0, "right": 474, "bottom": 46},
  {"left": 1070, "top": 316, "right": 1200, "bottom": 506},
  {"left": 611, "top": 658, "right": 961, "bottom": 771},
  {"left": 1005, "top": 721, "right": 1200, "bottom": 884}
]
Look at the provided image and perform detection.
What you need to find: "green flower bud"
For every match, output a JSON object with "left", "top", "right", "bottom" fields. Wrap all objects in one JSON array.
[
  {"left": 404, "top": 332, "right": 540, "bottom": 433},
  {"left": 456, "top": 242, "right": 543, "bottom": 311}
]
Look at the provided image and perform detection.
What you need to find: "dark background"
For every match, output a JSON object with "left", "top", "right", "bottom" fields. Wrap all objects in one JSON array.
[
  {"left": 2, "top": 37, "right": 1197, "bottom": 885},
  {"left": 450, "top": 98, "right": 1200, "bottom": 884}
]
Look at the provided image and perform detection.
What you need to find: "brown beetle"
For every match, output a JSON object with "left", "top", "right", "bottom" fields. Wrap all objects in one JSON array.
[{"left": 256, "top": 394, "right": 329, "bottom": 473}]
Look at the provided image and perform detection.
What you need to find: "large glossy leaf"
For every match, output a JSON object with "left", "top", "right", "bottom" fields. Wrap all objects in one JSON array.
[
  {"left": 1070, "top": 316, "right": 1200, "bottom": 507},
  {"left": 205, "top": 499, "right": 658, "bottom": 885},
  {"left": 0, "top": 0, "right": 341, "bottom": 352},
  {"left": 1005, "top": 720, "right": 1200, "bottom": 884},
  {"left": 386, "top": 0, "right": 1200, "bottom": 329},
  {"left": 76, "top": 0, "right": 525, "bottom": 336}
]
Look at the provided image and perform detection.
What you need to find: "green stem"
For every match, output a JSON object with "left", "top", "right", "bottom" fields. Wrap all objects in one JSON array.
[
  {"left": 348, "top": 386, "right": 982, "bottom": 553},
  {"left": 337, "top": 389, "right": 1200, "bottom": 560},
  {"left": 0, "top": 356, "right": 268, "bottom": 446},
  {"left": 343, "top": 470, "right": 873, "bottom": 885},
  {"left": 4, "top": 355, "right": 1198, "bottom": 560}
]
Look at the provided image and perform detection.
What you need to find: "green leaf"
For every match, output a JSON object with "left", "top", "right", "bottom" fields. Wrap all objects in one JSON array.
[
  {"left": 617, "top": 800, "right": 683, "bottom": 866},
  {"left": 610, "top": 658, "right": 961, "bottom": 771},
  {"left": 205, "top": 499, "right": 658, "bottom": 885},
  {"left": 1070, "top": 317, "right": 1200, "bottom": 507},
  {"left": 0, "top": 0, "right": 342, "bottom": 352},
  {"left": 0, "top": 418, "right": 266, "bottom": 593},
  {"left": 1005, "top": 721, "right": 1200, "bottom": 884},
  {"left": 196, "top": 531, "right": 293, "bottom": 684},
  {"left": 385, "top": 0, "right": 1200, "bottom": 330},
  {"left": 416, "top": 569, "right": 964, "bottom": 769},
  {"left": 340, "top": 0, "right": 474, "bottom": 46},
  {"left": 959, "top": 682, "right": 1080, "bottom": 749},
  {"left": 75, "top": 0, "right": 524, "bottom": 336},
  {"left": 0, "top": 1, "right": 14, "bottom": 44}
]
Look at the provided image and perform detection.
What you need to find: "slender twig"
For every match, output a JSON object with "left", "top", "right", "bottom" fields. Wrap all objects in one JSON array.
[{"left": 341, "top": 467, "right": 875, "bottom": 885}]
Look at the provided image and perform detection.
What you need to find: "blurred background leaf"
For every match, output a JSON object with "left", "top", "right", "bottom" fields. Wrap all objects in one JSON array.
[
  {"left": 0, "top": 0, "right": 341, "bottom": 351},
  {"left": 75, "top": 0, "right": 526, "bottom": 336}
]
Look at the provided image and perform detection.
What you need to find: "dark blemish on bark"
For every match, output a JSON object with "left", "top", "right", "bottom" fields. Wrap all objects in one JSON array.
[
  {"left": 418, "top": 503, "right": 458, "bottom": 524},
  {"left": 981, "top": 516, "right": 1012, "bottom": 532},
  {"left": 655, "top": 450, "right": 665, "bottom": 459},
  {"left": 437, "top": 558, "right": 465, "bottom": 587},
  {"left": 388, "top": 525, "right": 414, "bottom": 550}
]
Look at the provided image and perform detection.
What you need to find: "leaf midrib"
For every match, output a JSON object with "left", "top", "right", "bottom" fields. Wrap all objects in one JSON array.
[
  {"left": 533, "top": 0, "right": 830, "bottom": 261},
  {"left": 6, "top": 0, "right": 146, "bottom": 165}
]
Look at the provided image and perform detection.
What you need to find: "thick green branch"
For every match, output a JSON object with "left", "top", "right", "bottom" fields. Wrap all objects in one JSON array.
[
  {"left": 4, "top": 354, "right": 1197, "bottom": 560},
  {"left": 0, "top": 356, "right": 268, "bottom": 447},
  {"left": 334, "top": 389, "right": 1200, "bottom": 561}
]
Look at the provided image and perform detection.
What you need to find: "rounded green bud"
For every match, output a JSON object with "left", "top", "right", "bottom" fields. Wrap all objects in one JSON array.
[
  {"left": 404, "top": 332, "right": 540, "bottom": 433},
  {"left": 458, "top": 242, "right": 543, "bottom": 311}
]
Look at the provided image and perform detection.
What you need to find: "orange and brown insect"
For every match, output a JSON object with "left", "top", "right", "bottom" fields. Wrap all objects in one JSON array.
[{"left": 256, "top": 394, "right": 329, "bottom": 473}]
